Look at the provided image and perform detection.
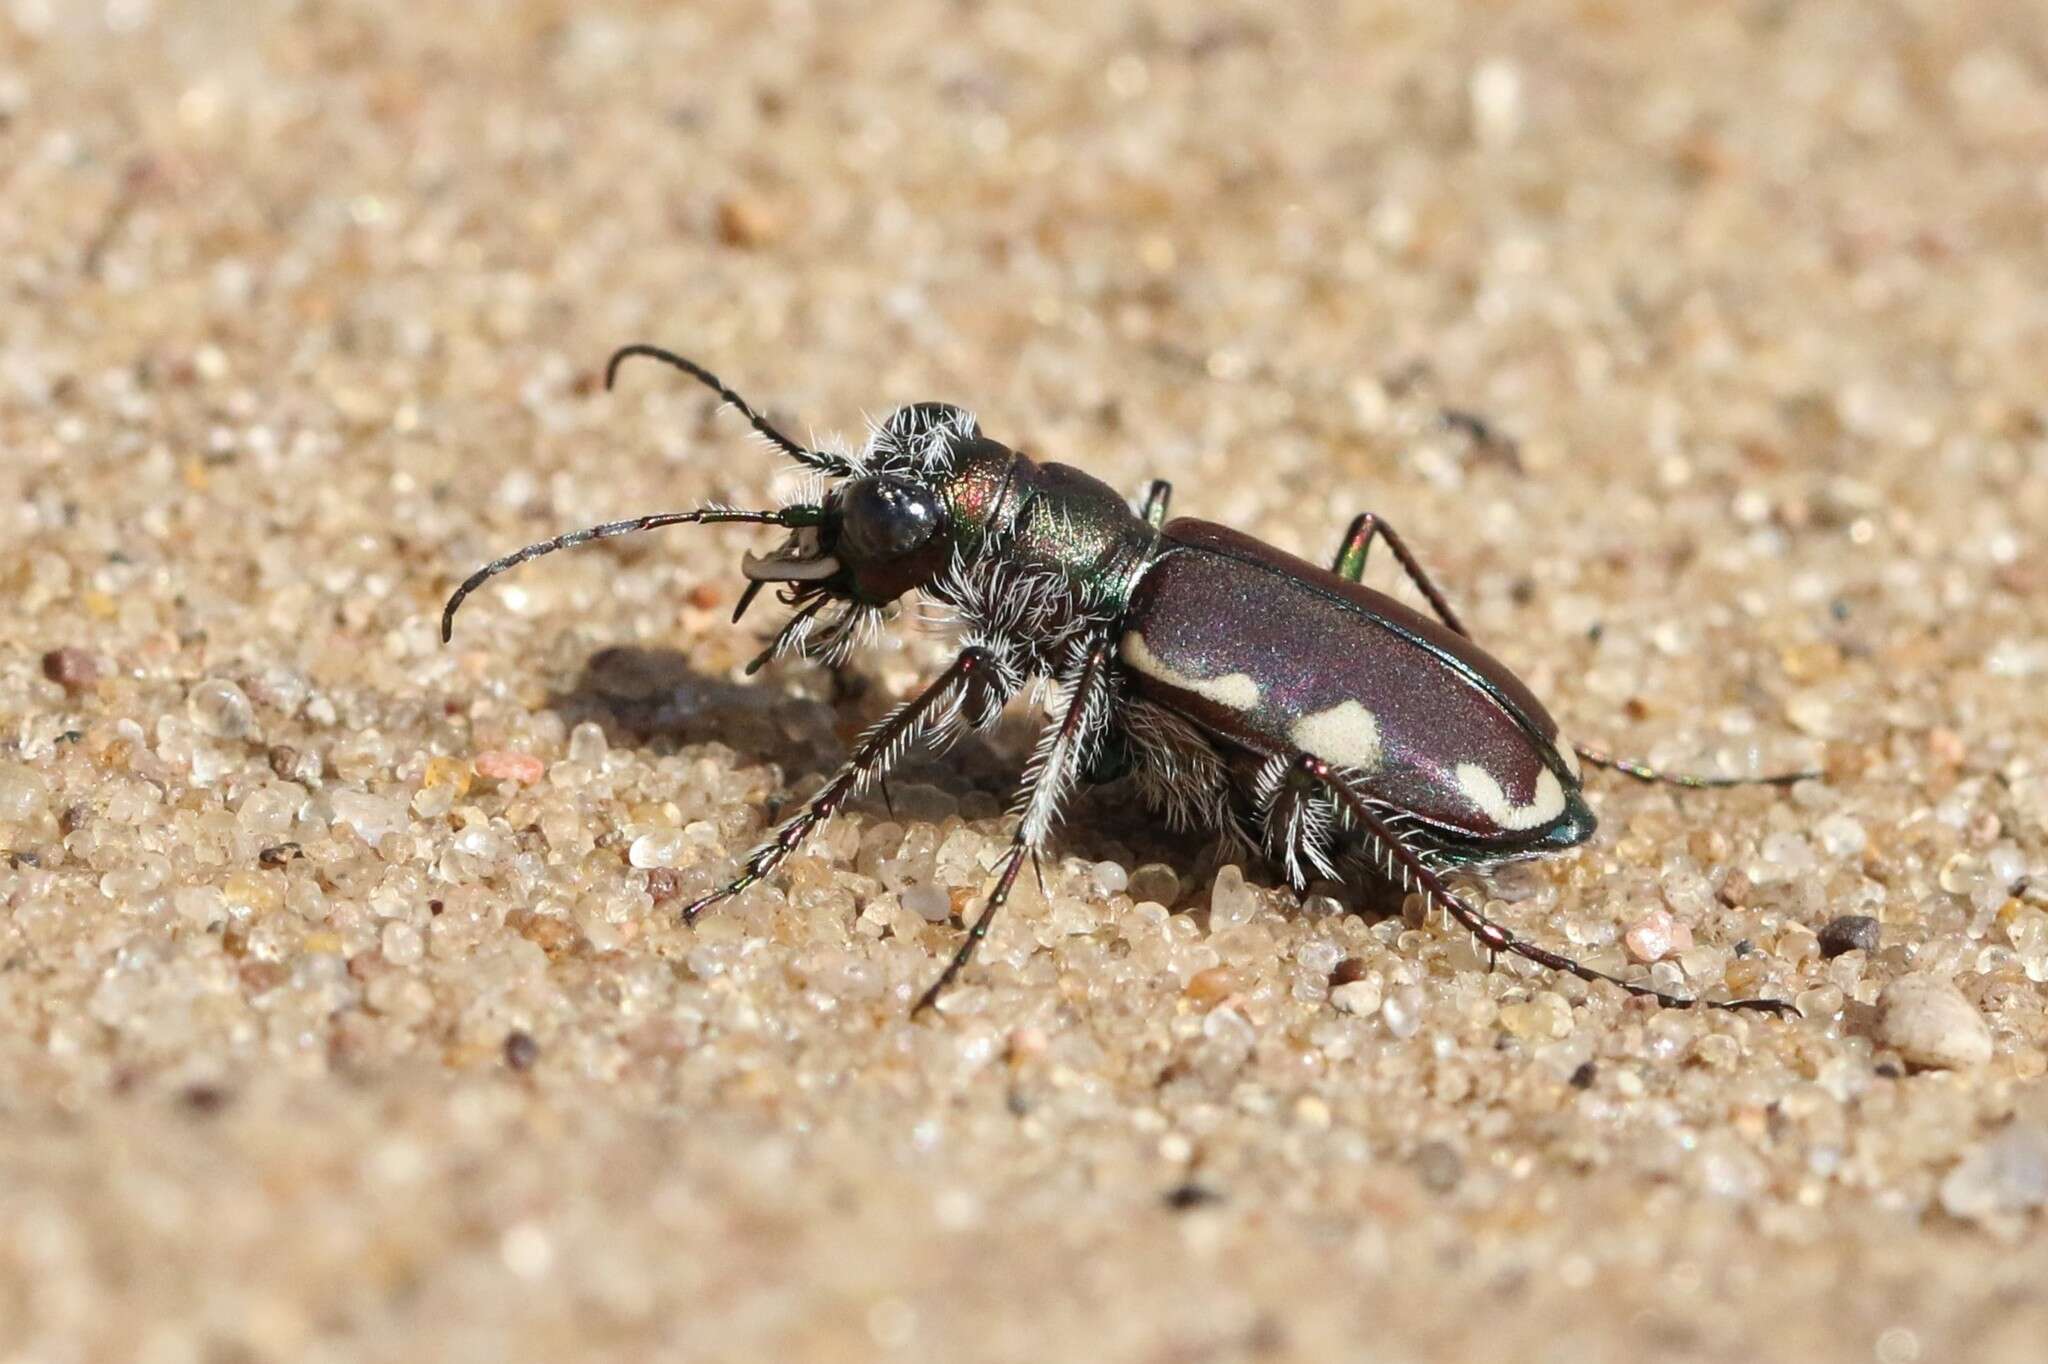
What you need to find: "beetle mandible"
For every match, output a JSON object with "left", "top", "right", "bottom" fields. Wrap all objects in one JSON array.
[{"left": 444, "top": 345, "right": 1807, "bottom": 1017}]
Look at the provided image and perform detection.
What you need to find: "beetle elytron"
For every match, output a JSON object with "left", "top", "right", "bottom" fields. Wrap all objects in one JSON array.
[{"left": 444, "top": 345, "right": 1803, "bottom": 1016}]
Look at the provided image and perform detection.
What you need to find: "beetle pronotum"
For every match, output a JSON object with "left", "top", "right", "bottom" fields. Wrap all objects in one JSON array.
[{"left": 445, "top": 346, "right": 1808, "bottom": 1016}]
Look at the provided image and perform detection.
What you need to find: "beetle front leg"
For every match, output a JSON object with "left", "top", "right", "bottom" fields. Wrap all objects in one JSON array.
[
  {"left": 1294, "top": 755, "right": 1797, "bottom": 1016},
  {"left": 1329, "top": 512, "right": 1469, "bottom": 636},
  {"left": 680, "top": 645, "right": 1004, "bottom": 922},
  {"left": 913, "top": 637, "right": 1114, "bottom": 1015}
]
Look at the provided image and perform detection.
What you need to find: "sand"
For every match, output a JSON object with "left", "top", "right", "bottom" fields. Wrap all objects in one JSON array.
[{"left": 3, "top": 1, "right": 2047, "bottom": 1360}]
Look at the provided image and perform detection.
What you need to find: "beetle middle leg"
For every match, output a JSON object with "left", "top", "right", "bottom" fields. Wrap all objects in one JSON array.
[
  {"left": 913, "top": 636, "right": 1114, "bottom": 1014},
  {"left": 1329, "top": 512, "right": 1812, "bottom": 789},
  {"left": 1294, "top": 755, "right": 1796, "bottom": 1015},
  {"left": 680, "top": 644, "right": 1007, "bottom": 921}
]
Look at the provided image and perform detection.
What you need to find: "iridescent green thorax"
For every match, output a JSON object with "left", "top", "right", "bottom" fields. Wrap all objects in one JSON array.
[{"left": 936, "top": 438, "right": 1158, "bottom": 614}]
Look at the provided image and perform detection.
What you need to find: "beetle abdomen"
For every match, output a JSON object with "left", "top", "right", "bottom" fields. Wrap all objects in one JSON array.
[{"left": 1120, "top": 519, "right": 1593, "bottom": 853}]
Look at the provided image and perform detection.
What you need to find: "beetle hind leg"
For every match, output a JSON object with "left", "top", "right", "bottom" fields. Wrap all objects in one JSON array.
[
  {"left": 1572, "top": 742, "right": 1817, "bottom": 790},
  {"left": 1329, "top": 512, "right": 1814, "bottom": 791},
  {"left": 1329, "top": 512, "right": 1468, "bottom": 636},
  {"left": 1137, "top": 480, "right": 1173, "bottom": 529},
  {"left": 1294, "top": 754, "right": 1796, "bottom": 1016}
]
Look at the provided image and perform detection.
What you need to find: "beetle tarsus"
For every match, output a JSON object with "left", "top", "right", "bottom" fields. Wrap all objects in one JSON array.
[{"left": 913, "top": 844, "right": 1027, "bottom": 1016}]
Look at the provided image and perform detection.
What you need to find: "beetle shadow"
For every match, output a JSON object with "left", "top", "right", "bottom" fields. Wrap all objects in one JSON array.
[
  {"left": 548, "top": 642, "right": 750, "bottom": 743},
  {"left": 545, "top": 644, "right": 1022, "bottom": 798},
  {"left": 547, "top": 646, "right": 1407, "bottom": 922}
]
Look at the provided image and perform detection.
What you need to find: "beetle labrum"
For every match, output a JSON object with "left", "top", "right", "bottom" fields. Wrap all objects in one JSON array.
[{"left": 444, "top": 345, "right": 1806, "bottom": 1017}]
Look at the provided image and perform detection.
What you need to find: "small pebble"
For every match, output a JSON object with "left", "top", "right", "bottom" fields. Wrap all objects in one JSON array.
[
  {"left": 475, "top": 750, "right": 546, "bottom": 785},
  {"left": 1090, "top": 860, "right": 1129, "bottom": 896},
  {"left": 902, "top": 883, "right": 952, "bottom": 924},
  {"left": 1184, "top": 966, "right": 1240, "bottom": 1008},
  {"left": 1412, "top": 1140, "right": 1463, "bottom": 1193},
  {"left": 1163, "top": 1183, "right": 1222, "bottom": 1211},
  {"left": 173, "top": 885, "right": 226, "bottom": 928},
  {"left": 269, "top": 744, "right": 321, "bottom": 785},
  {"left": 1499, "top": 992, "right": 1574, "bottom": 1041},
  {"left": 1814, "top": 812, "right": 1867, "bottom": 857},
  {"left": 1624, "top": 909, "right": 1693, "bottom": 964},
  {"left": 1209, "top": 864, "right": 1257, "bottom": 929},
  {"left": 1127, "top": 863, "right": 1181, "bottom": 906},
  {"left": 1381, "top": 984, "right": 1424, "bottom": 1038},
  {"left": 503, "top": 1031, "right": 540, "bottom": 1071},
  {"left": 41, "top": 646, "right": 101, "bottom": 692},
  {"left": 716, "top": 191, "right": 783, "bottom": 247},
  {"left": 1939, "top": 1124, "right": 2048, "bottom": 1222},
  {"left": 1330, "top": 977, "right": 1382, "bottom": 1017},
  {"left": 566, "top": 722, "right": 609, "bottom": 764},
  {"left": 0, "top": 763, "right": 51, "bottom": 823},
  {"left": 380, "top": 920, "right": 424, "bottom": 966},
  {"left": 330, "top": 790, "right": 408, "bottom": 845},
  {"left": 627, "top": 831, "right": 686, "bottom": 870},
  {"left": 1818, "top": 914, "right": 1881, "bottom": 958},
  {"left": 188, "top": 678, "right": 256, "bottom": 739},
  {"left": 1876, "top": 974, "right": 1993, "bottom": 1071}
]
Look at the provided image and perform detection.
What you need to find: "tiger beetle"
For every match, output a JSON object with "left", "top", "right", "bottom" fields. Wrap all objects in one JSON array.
[{"left": 444, "top": 345, "right": 1811, "bottom": 1017}]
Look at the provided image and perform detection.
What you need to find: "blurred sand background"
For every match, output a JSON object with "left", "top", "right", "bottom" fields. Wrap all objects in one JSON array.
[{"left": 4, "top": 1, "right": 2048, "bottom": 1360}]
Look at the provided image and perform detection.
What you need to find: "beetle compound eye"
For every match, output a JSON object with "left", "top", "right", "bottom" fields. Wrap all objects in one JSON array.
[{"left": 838, "top": 475, "right": 943, "bottom": 561}]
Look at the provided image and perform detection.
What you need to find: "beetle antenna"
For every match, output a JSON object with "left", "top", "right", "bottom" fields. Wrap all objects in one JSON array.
[
  {"left": 606, "top": 344, "right": 854, "bottom": 476},
  {"left": 1574, "top": 743, "right": 1817, "bottom": 789},
  {"left": 442, "top": 507, "right": 810, "bottom": 642}
]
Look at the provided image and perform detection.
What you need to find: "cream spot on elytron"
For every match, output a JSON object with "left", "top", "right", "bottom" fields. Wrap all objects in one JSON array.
[
  {"left": 1455, "top": 763, "right": 1567, "bottom": 831},
  {"left": 1556, "top": 735, "right": 1582, "bottom": 781},
  {"left": 1120, "top": 631, "right": 1260, "bottom": 710},
  {"left": 1291, "top": 700, "right": 1384, "bottom": 772}
]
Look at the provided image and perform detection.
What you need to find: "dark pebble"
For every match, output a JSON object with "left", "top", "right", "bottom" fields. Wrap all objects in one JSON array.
[
  {"left": 1569, "top": 1060, "right": 1598, "bottom": 1089},
  {"left": 1818, "top": 915, "right": 1881, "bottom": 958},
  {"left": 181, "top": 1084, "right": 231, "bottom": 1115},
  {"left": 504, "top": 1030, "right": 540, "bottom": 1071},
  {"left": 1412, "top": 1140, "right": 1463, "bottom": 1193},
  {"left": 1163, "top": 1182, "right": 1222, "bottom": 1211},
  {"left": 1329, "top": 956, "right": 1370, "bottom": 987},
  {"left": 41, "top": 646, "right": 101, "bottom": 692}
]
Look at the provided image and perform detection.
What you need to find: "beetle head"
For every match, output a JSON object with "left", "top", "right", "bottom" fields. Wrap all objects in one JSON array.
[
  {"left": 740, "top": 470, "right": 952, "bottom": 608},
  {"left": 440, "top": 351, "right": 990, "bottom": 671}
]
